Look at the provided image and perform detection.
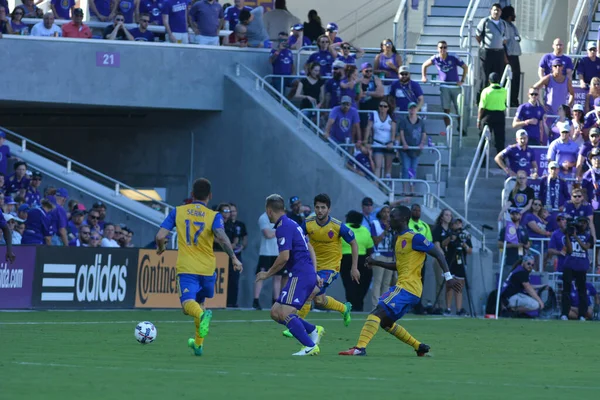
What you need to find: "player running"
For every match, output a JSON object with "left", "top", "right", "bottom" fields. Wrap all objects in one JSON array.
[
  {"left": 282, "top": 193, "right": 360, "bottom": 338},
  {"left": 256, "top": 194, "right": 324, "bottom": 356},
  {"left": 339, "top": 206, "right": 460, "bottom": 357},
  {"left": 155, "top": 178, "right": 242, "bottom": 356}
]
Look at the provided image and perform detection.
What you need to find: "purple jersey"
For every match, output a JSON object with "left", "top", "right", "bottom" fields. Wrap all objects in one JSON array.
[
  {"left": 0, "top": 145, "right": 11, "bottom": 176},
  {"left": 306, "top": 50, "right": 335, "bottom": 76},
  {"left": 325, "top": 77, "right": 342, "bottom": 108},
  {"left": 576, "top": 56, "right": 600, "bottom": 84},
  {"left": 564, "top": 201, "right": 593, "bottom": 219},
  {"left": 328, "top": 105, "right": 360, "bottom": 143},
  {"left": 549, "top": 228, "right": 567, "bottom": 271},
  {"left": 275, "top": 214, "right": 314, "bottom": 275},
  {"left": 339, "top": 79, "right": 358, "bottom": 107},
  {"left": 582, "top": 169, "right": 600, "bottom": 207},
  {"left": 270, "top": 48, "right": 293, "bottom": 75},
  {"left": 539, "top": 176, "right": 569, "bottom": 209},
  {"left": 4, "top": 174, "right": 30, "bottom": 195},
  {"left": 429, "top": 54, "right": 465, "bottom": 83},
  {"left": 547, "top": 138, "right": 579, "bottom": 177},
  {"left": 139, "top": 0, "right": 163, "bottom": 24},
  {"left": 22, "top": 207, "right": 52, "bottom": 245},
  {"left": 160, "top": 0, "right": 189, "bottom": 33},
  {"left": 522, "top": 213, "right": 547, "bottom": 239},
  {"left": 117, "top": 0, "right": 136, "bottom": 23},
  {"left": 564, "top": 232, "right": 592, "bottom": 271},
  {"left": 223, "top": 5, "right": 251, "bottom": 32},
  {"left": 499, "top": 144, "right": 535, "bottom": 175},
  {"left": 514, "top": 102, "right": 545, "bottom": 143},
  {"left": 390, "top": 79, "right": 423, "bottom": 111},
  {"left": 288, "top": 35, "right": 311, "bottom": 48},
  {"left": 24, "top": 187, "right": 42, "bottom": 207},
  {"left": 337, "top": 54, "right": 356, "bottom": 66},
  {"left": 501, "top": 265, "right": 530, "bottom": 298},
  {"left": 130, "top": 27, "right": 155, "bottom": 41},
  {"left": 92, "top": 0, "right": 111, "bottom": 17},
  {"left": 583, "top": 110, "right": 600, "bottom": 129},
  {"left": 570, "top": 282, "right": 597, "bottom": 307},
  {"left": 539, "top": 53, "right": 574, "bottom": 76},
  {"left": 51, "top": 0, "right": 75, "bottom": 19},
  {"left": 190, "top": 0, "right": 223, "bottom": 37}
]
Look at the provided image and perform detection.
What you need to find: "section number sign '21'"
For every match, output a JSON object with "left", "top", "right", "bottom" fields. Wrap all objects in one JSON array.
[{"left": 96, "top": 52, "right": 120, "bottom": 68}]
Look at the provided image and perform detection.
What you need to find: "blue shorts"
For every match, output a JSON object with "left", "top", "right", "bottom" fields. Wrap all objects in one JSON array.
[
  {"left": 278, "top": 272, "right": 317, "bottom": 310},
  {"left": 378, "top": 286, "right": 420, "bottom": 321},
  {"left": 177, "top": 273, "right": 216, "bottom": 304},
  {"left": 316, "top": 270, "right": 338, "bottom": 296}
]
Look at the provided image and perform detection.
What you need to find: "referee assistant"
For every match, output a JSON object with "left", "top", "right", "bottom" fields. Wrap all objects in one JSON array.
[{"left": 478, "top": 72, "right": 507, "bottom": 155}]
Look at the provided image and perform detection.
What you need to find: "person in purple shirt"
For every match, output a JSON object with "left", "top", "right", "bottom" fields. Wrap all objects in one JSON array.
[
  {"left": 512, "top": 88, "right": 546, "bottom": 145},
  {"left": 568, "top": 282, "right": 598, "bottom": 320},
  {"left": 51, "top": 0, "right": 74, "bottom": 20},
  {"left": 539, "top": 161, "right": 570, "bottom": 211},
  {"left": 390, "top": 66, "right": 424, "bottom": 112},
  {"left": 564, "top": 188, "right": 596, "bottom": 245},
  {"left": 547, "top": 121, "right": 579, "bottom": 179},
  {"left": 538, "top": 38, "right": 574, "bottom": 78},
  {"left": 190, "top": 0, "right": 223, "bottom": 46},
  {"left": 561, "top": 216, "right": 594, "bottom": 320},
  {"left": 323, "top": 97, "right": 360, "bottom": 144},
  {"left": 0, "top": 131, "right": 18, "bottom": 177},
  {"left": 576, "top": 127, "right": 600, "bottom": 178},
  {"left": 339, "top": 64, "right": 359, "bottom": 108},
  {"left": 224, "top": 0, "right": 251, "bottom": 33},
  {"left": 287, "top": 23, "right": 311, "bottom": 50},
  {"left": 90, "top": 0, "right": 111, "bottom": 21},
  {"left": 583, "top": 98, "right": 600, "bottom": 133},
  {"left": 325, "top": 22, "right": 342, "bottom": 44},
  {"left": 255, "top": 194, "right": 321, "bottom": 356},
  {"left": 495, "top": 129, "right": 538, "bottom": 177},
  {"left": 269, "top": 32, "right": 294, "bottom": 77},
  {"left": 48, "top": 188, "right": 69, "bottom": 246},
  {"left": 335, "top": 42, "right": 363, "bottom": 66},
  {"left": 110, "top": 0, "right": 136, "bottom": 23},
  {"left": 138, "top": 0, "right": 163, "bottom": 25},
  {"left": 129, "top": 13, "right": 155, "bottom": 41},
  {"left": 547, "top": 214, "right": 568, "bottom": 271},
  {"left": 21, "top": 199, "right": 54, "bottom": 245},
  {"left": 305, "top": 34, "right": 336, "bottom": 76},
  {"left": 577, "top": 42, "right": 600, "bottom": 88},
  {"left": 5, "top": 161, "right": 29, "bottom": 197},
  {"left": 325, "top": 60, "right": 345, "bottom": 108},
  {"left": 582, "top": 149, "right": 600, "bottom": 206},
  {"left": 25, "top": 171, "right": 42, "bottom": 206},
  {"left": 161, "top": 0, "right": 189, "bottom": 44}
]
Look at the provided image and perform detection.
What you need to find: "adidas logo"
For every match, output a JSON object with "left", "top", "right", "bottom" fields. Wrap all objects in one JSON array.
[
  {"left": 293, "top": 298, "right": 300, "bottom": 303},
  {"left": 183, "top": 288, "right": 189, "bottom": 293}
]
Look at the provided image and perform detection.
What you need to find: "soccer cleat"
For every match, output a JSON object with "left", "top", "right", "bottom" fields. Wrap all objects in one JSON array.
[
  {"left": 338, "top": 346, "right": 366, "bottom": 356},
  {"left": 282, "top": 329, "right": 294, "bottom": 338},
  {"left": 443, "top": 308, "right": 452, "bottom": 316},
  {"left": 310, "top": 325, "right": 325, "bottom": 345},
  {"left": 198, "top": 310, "right": 213, "bottom": 338},
  {"left": 579, "top": 316, "right": 586, "bottom": 322},
  {"left": 292, "top": 345, "right": 320, "bottom": 356},
  {"left": 187, "top": 338, "right": 203, "bottom": 356},
  {"left": 343, "top": 302, "right": 352, "bottom": 327},
  {"left": 415, "top": 343, "right": 430, "bottom": 357},
  {"left": 560, "top": 315, "right": 568, "bottom": 321}
]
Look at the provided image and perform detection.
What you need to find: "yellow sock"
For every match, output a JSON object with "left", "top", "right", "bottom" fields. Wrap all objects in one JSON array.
[
  {"left": 356, "top": 315, "right": 381, "bottom": 348},
  {"left": 384, "top": 323, "right": 421, "bottom": 350},
  {"left": 183, "top": 301, "right": 203, "bottom": 319},
  {"left": 322, "top": 296, "right": 346, "bottom": 314},
  {"left": 298, "top": 303, "right": 311, "bottom": 319},
  {"left": 194, "top": 318, "right": 204, "bottom": 346}
]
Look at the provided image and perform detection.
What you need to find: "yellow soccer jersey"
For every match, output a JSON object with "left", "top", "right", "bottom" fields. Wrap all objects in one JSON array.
[
  {"left": 160, "top": 201, "right": 224, "bottom": 276},
  {"left": 394, "top": 230, "right": 433, "bottom": 297},
  {"left": 303, "top": 216, "right": 355, "bottom": 272}
]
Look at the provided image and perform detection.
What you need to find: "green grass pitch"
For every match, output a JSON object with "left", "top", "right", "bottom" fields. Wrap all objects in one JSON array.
[{"left": 1, "top": 310, "right": 598, "bottom": 400}]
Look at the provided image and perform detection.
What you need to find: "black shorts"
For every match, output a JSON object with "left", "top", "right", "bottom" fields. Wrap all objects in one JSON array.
[
  {"left": 450, "top": 262, "right": 466, "bottom": 279},
  {"left": 256, "top": 255, "right": 288, "bottom": 276}
]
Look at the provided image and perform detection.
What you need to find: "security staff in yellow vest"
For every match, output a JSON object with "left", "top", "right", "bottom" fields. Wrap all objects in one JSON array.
[{"left": 478, "top": 72, "right": 508, "bottom": 155}]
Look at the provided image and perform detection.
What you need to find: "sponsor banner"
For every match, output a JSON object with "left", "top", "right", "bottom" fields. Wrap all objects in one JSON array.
[
  {"left": 135, "top": 250, "right": 229, "bottom": 309},
  {"left": 32, "top": 247, "right": 138, "bottom": 309},
  {"left": 573, "top": 86, "right": 587, "bottom": 108},
  {"left": 246, "top": 0, "right": 275, "bottom": 11},
  {"left": 0, "top": 246, "right": 37, "bottom": 309}
]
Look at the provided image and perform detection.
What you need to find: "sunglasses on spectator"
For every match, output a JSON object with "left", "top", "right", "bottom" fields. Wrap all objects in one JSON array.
[
  {"left": 342, "top": 46, "right": 350, "bottom": 50},
  {"left": 140, "top": 19, "right": 150, "bottom": 23},
  {"left": 524, "top": 262, "right": 534, "bottom": 267},
  {"left": 81, "top": 231, "right": 91, "bottom": 235},
  {"left": 591, "top": 134, "right": 599, "bottom": 138},
  {"left": 572, "top": 195, "right": 582, "bottom": 198},
  {"left": 400, "top": 72, "right": 409, "bottom": 76},
  {"left": 517, "top": 176, "right": 527, "bottom": 180},
  {"left": 14, "top": 11, "right": 23, "bottom": 15},
  {"left": 594, "top": 83, "right": 600, "bottom": 87},
  {"left": 384, "top": 42, "right": 392, "bottom": 46},
  {"left": 379, "top": 104, "right": 389, "bottom": 108},
  {"left": 319, "top": 40, "right": 329, "bottom": 44},
  {"left": 590, "top": 48, "right": 597, "bottom": 51},
  {"left": 533, "top": 202, "right": 542, "bottom": 206},
  {"left": 89, "top": 215, "right": 99, "bottom": 220},
  {"left": 333, "top": 67, "right": 342, "bottom": 70},
  {"left": 222, "top": 209, "right": 231, "bottom": 213},
  {"left": 529, "top": 92, "right": 538, "bottom": 96},
  {"left": 91, "top": 237, "right": 101, "bottom": 241},
  {"left": 553, "top": 65, "right": 563, "bottom": 68},
  {"left": 115, "top": 18, "right": 124, "bottom": 22},
  {"left": 438, "top": 46, "right": 447, "bottom": 49},
  {"left": 364, "top": 69, "right": 373, "bottom": 73}
]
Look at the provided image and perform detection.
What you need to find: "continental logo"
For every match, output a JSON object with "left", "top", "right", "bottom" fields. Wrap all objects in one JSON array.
[{"left": 134, "top": 250, "right": 230, "bottom": 309}]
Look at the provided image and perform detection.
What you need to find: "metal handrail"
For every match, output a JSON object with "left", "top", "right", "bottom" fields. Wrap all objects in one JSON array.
[
  {"left": 392, "top": 0, "right": 408, "bottom": 52},
  {"left": 235, "top": 63, "right": 392, "bottom": 196},
  {"left": 424, "top": 192, "right": 485, "bottom": 240},
  {"left": 0, "top": 125, "right": 174, "bottom": 215},
  {"left": 336, "top": 0, "right": 397, "bottom": 43},
  {"left": 500, "top": 64, "right": 513, "bottom": 116},
  {"left": 383, "top": 178, "right": 433, "bottom": 198},
  {"left": 568, "top": 0, "right": 594, "bottom": 54},
  {"left": 459, "top": 0, "right": 477, "bottom": 49},
  {"left": 464, "top": 125, "right": 491, "bottom": 220}
]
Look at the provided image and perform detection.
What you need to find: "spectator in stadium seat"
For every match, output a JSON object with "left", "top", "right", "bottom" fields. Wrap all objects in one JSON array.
[
  {"left": 0, "top": 132, "right": 18, "bottom": 178},
  {"left": 92, "top": 201, "right": 107, "bottom": 230},
  {"left": 286, "top": 196, "right": 304, "bottom": 226},
  {"left": 70, "top": 224, "right": 91, "bottom": 247},
  {"left": 576, "top": 128, "right": 600, "bottom": 178},
  {"left": 0, "top": 6, "right": 13, "bottom": 34},
  {"left": 138, "top": 0, "right": 163, "bottom": 25},
  {"left": 10, "top": 8, "right": 28, "bottom": 35},
  {"left": 568, "top": 281, "right": 598, "bottom": 320},
  {"left": 500, "top": 254, "right": 544, "bottom": 313},
  {"left": 223, "top": 23, "right": 248, "bottom": 47},
  {"left": 498, "top": 208, "right": 530, "bottom": 267},
  {"left": 547, "top": 121, "right": 579, "bottom": 179},
  {"left": 501, "top": 5, "right": 522, "bottom": 107},
  {"left": 24, "top": 171, "right": 42, "bottom": 206},
  {"left": 585, "top": 77, "right": 600, "bottom": 114},
  {"left": 523, "top": 199, "right": 552, "bottom": 255},
  {"left": 325, "top": 60, "right": 345, "bottom": 108},
  {"left": 572, "top": 104, "right": 586, "bottom": 147},
  {"left": 583, "top": 97, "right": 600, "bottom": 136},
  {"left": 339, "top": 65, "right": 360, "bottom": 108},
  {"left": 538, "top": 38, "right": 574, "bottom": 79},
  {"left": 365, "top": 96, "right": 395, "bottom": 179},
  {"left": 305, "top": 34, "right": 336, "bottom": 76},
  {"left": 303, "top": 9, "right": 323, "bottom": 44},
  {"left": 263, "top": 0, "right": 299, "bottom": 42},
  {"left": 336, "top": 41, "right": 364, "bottom": 66},
  {"left": 17, "top": 204, "right": 28, "bottom": 221},
  {"left": 5, "top": 161, "right": 29, "bottom": 197},
  {"left": 104, "top": 13, "right": 134, "bottom": 40},
  {"left": 533, "top": 59, "right": 573, "bottom": 116},
  {"left": 475, "top": 3, "right": 507, "bottom": 100},
  {"left": 373, "top": 38, "right": 402, "bottom": 81},
  {"left": 113, "top": 223, "right": 124, "bottom": 247},
  {"left": 224, "top": 0, "right": 251, "bottom": 38},
  {"left": 129, "top": 13, "right": 155, "bottom": 41},
  {"left": 89, "top": 231, "right": 102, "bottom": 247},
  {"left": 269, "top": 32, "right": 293, "bottom": 89},
  {"left": 16, "top": 0, "right": 42, "bottom": 18},
  {"left": 62, "top": 8, "right": 92, "bottom": 39},
  {"left": 240, "top": 6, "right": 269, "bottom": 48},
  {"left": 31, "top": 12, "right": 62, "bottom": 37},
  {"left": 161, "top": 0, "right": 189, "bottom": 44},
  {"left": 101, "top": 223, "right": 120, "bottom": 247},
  {"left": 51, "top": 0, "right": 75, "bottom": 20},
  {"left": 390, "top": 66, "right": 424, "bottom": 112},
  {"left": 421, "top": 40, "right": 468, "bottom": 132},
  {"left": 67, "top": 208, "right": 85, "bottom": 242},
  {"left": 47, "top": 188, "right": 69, "bottom": 246},
  {"left": 122, "top": 227, "right": 135, "bottom": 247},
  {"left": 398, "top": 102, "right": 426, "bottom": 187},
  {"left": 90, "top": 0, "right": 111, "bottom": 21},
  {"left": 582, "top": 149, "right": 600, "bottom": 210},
  {"left": 548, "top": 105, "right": 572, "bottom": 143},
  {"left": 4, "top": 215, "right": 23, "bottom": 245},
  {"left": 0, "top": 0, "right": 8, "bottom": 15},
  {"left": 3, "top": 196, "right": 16, "bottom": 215},
  {"left": 325, "top": 22, "right": 342, "bottom": 44},
  {"left": 294, "top": 62, "right": 324, "bottom": 117},
  {"left": 22, "top": 199, "right": 54, "bottom": 245},
  {"left": 85, "top": 208, "right": 102, "bottom": 235},
  {"left": 512, "top": 88, "right": 545, "bottom": 145},
  {"left": 190, "top": 0, "right": 223, "bottom": 46},
  {"left": 358, "top": 62, "right": 384, "bottom": 137},
  {"left": 500, "top": 170, "right": 535, "bottom": 219},
  {"left": 350, "top": 144, "right": 375, "bottom": 177},
  {"left": 577, "top": 42, "right": 600, "bottom": 89},
  {"left": 539, "top": 161, "right": 570, "bottom": 211},
  {"left": 323, "top": 95, "right": 360, "bottom": 145},
  {"left": 287, "top": 23, "right": 310, "bottom": 50},
  {"left": 494, "top": 129, "right": 538, "bottom": 178}
]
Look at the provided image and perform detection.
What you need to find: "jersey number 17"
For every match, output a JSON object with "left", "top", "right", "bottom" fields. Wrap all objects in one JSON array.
[{"left": 185, "top": 219, "right": 205, "bottom": 246}]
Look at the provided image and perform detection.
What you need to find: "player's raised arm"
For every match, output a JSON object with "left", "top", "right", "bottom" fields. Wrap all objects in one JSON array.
[
  {"left": 156, "top": 208, "right": 177, "bottom": 255},
  {"left": 426, "top": 244, "right": 461, "bottom": 292}
]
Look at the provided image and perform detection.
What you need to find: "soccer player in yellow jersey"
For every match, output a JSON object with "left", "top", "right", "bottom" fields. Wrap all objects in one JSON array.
[
  {"left": 283, "top": 193, "right": 360, "bottom": 337},
  {"left": 339, "top": 206, "right": 460, "bottom": 357},
  {"left": 155, "top": 178, "right": 242, "bottom": 356}
]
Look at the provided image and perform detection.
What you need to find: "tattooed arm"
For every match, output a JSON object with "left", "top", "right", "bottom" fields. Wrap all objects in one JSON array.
[{"left": 214, "top": 227, "right": 243, "bottom": 271}]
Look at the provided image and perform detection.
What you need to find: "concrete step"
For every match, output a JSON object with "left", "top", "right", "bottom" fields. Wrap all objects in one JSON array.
[
  {"left": 419, "top": 35, "right": 461, "bottom": 46},
  {"left": 415, "top": 44, "right": 466, "bottom": 54},
  {"left": 426, "top": 17, "right": 465, "bottom": 26},
  {"left": 423, "top": 26, "right": 461, "bottom": 36},
  {"left": 433, "top": 0, "right": 471, "bottom": 7},
  {"left": 429, "top": 6, "right": 487, "bottom": 18}
]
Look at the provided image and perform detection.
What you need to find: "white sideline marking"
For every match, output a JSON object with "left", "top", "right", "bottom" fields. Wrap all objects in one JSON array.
[
  {"left": 0, "top": 317, "right": 450, "bottom": 326},
  {"left": 12, "top": 361, "right": 600, "bottom": 391}
]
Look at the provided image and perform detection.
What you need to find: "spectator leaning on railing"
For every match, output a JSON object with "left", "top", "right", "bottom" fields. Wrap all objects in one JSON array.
[
  {"left": 494, "top": 129, "right": 538, "bottom": 178},
  {"left": 62, "top": 8, "right": 92, "bottom": 39},
  {"left": 104, "top": 12, "right": 134, "bottom": 40},
  {"left": 364, "top": 96, "right": 395, "bottom": 179},
  {"left": 31, "top": 12, "right": 62, "bottom": 37},
  {"left": 323, "top": 96, "right": 360, "bottom": 145}
]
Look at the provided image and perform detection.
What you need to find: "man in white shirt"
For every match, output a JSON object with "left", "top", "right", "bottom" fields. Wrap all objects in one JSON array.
[
  {"left": 253, "top": 211, "right": 282, "bottom": 310},
  {"left": 100, "top": 223, "right": 120, "bottom": 247},
  {"left": 31, "top": 12, "right": 62, "bottom": 37}
]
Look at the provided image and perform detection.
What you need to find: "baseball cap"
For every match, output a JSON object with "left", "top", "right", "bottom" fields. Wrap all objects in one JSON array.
[
  {"left": 360, "top": 62, "right": 372, "bottom": 71},
  {"left": 590, "top": 127, "right": 600, "bottom": 137},
  {"left": 551, "top": 58, "right": 564, "bottom": 66},
  {"left": 93, "top": 201, "right": 106, "bottom": 209},
  {"left": 292, "top": 23, "right": 303, "bottom": 31},
  {"left": 332, "top": 59, "right": 346, "bottom": 69},
  {"left": 548, "top": 160, "right": 559, "bottom": 169},
  {"left": 559, "top": 121, "right": 571, "bottom": 132},
  {"left": 407, "top": 102, "right": 418, "bottom": 109},
  {"left": 31, "top": 171, "right": 42, "bottom": 179},
  {"left": 362, "top": 197, "right": 374, "bottom": 206},
  {"left": 556, "top": 213, "right": 567, "bottom": 221},
  {"left": 341, "top": 95, "right": 352, "bottom": 104},
  {"left": 56, "top": 188, "right": 68, "bottom": 198},
  {"left": 589, "top": 147, "right": 600, "bottom": 160},
  {"left": 508, "top": 207, "right": 520, "bottom": 214},
  {"left": 3, "top": 213, "right": 24, "bottom": 223},
  {"left": 4, "top": 196, "right": 16, "bottom": 205},
  {"left": 18, "top": 204, "right": 29, "bottom": 212},
  {"left": 0, "top": 131, "right": 5, "bottom": 139},
  {"left": 73, "top": 7, "right": 84, "bottom": 16},
  {"left": 289, "top": 196, "right": 300, "bottom": 206},
  {"left": 594, "top": 97, "right": 600, "bottom": 108},
  {"left": 516, "top": 129, "right": 528, "bottom": 137},
  {"left": 522, "top": 254, "right": 535, "bottom": 264},
  {"left": 326, "top": 22, "right": 338, "bottom": 32},
  {"left": 573, "top": 103, "right": 584, "bottom": 112},
  {"left": 488, "top": 72, "right": 500, "bottom": 83},
  {"left": 71, "top": 209, "right": 85, "bottom": 217},
  {"left": 399, "top": 66, "right": 410, "bottom": 73},
  {"left": 588, "top": 41, "right": 597, "bottom": 50}
]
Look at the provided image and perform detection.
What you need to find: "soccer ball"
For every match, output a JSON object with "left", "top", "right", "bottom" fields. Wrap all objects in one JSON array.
[{"left": 135, "top": 321, "right": 157, "bottom": 344}]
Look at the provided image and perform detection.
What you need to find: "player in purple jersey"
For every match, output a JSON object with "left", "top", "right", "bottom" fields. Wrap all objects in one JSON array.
[{"left": 256, "top": 194, "right": 324, "bottom": 356}]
